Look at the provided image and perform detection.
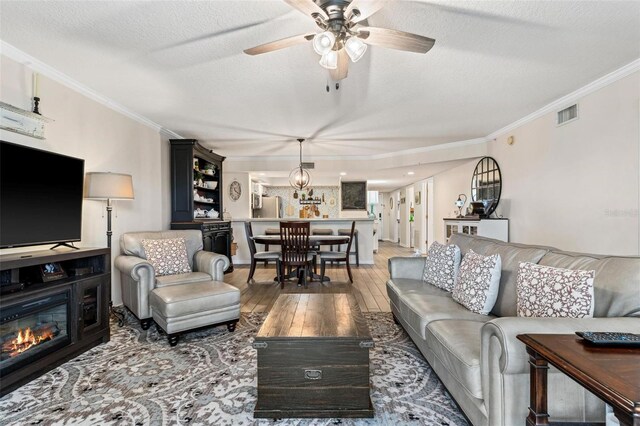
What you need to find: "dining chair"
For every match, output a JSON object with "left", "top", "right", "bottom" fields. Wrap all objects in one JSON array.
[
  {"left": 244, "top": 222, "right": 281, "bottom": 283},
  {"left": 279, "top": 221, "right": 314, "bottom": 289},
  {"left": 337, "top": 227, "right": 359, "bottom": 267},
  {"left": 319, "top": 221, "right": 356, "bottom": 283}
]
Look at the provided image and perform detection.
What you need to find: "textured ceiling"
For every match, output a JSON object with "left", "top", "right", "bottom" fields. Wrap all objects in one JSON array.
[{"left": 1, "top": 0, "right": 639, "bottom": 190}]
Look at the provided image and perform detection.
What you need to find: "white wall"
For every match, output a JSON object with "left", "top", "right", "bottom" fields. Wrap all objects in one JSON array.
[
  {"left": 432, "top": 71, "right": 640, "bottom": 256},
  {"left": 0, "top": 55, "right": 169, "bottom": 305},
  {"left": 222, "top": 172, "right": 251, "bottom": 220}
]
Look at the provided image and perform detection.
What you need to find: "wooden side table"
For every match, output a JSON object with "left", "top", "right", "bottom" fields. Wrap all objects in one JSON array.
[{"left": 517, "top": 334, "right": 640, "bottom": 426}]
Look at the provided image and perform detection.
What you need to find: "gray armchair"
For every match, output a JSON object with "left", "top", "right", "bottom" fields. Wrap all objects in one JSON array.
[{"left": 114, "top": 230, "right": 230, "bottom": 329}]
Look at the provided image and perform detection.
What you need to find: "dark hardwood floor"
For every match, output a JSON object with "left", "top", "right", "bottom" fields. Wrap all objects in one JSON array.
[{"left": 225, "top": 241, "right": 415, "bottom": 313}]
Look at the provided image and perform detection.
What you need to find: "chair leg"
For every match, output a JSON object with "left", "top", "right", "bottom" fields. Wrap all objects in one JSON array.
[
  {"left": 275, "top": 260, "right": 281, "bottom": 283},
  {"left": 168, "top": 333, "right": 179, "bottom": 346},
  {"left": 248, "top": 259, "right": 257, "bottom": 283},
  {"left": 227, "top": 320, "right": 238, "bottom": 332},
  {"left": 346, "top": 258, "right": 354, "bottom": 283},
  {"left": 141, "top": 318, "right": 152, "bottom": 330},
  {"left": 351, "top": 234, "right": 360, "bottom": 266},
  {"left": 264, "top": 244, "right": 269, "bottom": 266},
  {"left": 301, "top": 265, "right": 308, "bottom": 288},
  {"left": 280, "top": 262, "right": 285, "bottom": 289},
  {"left": 320, "top": 260, "right": 327, "bottom": 283}
]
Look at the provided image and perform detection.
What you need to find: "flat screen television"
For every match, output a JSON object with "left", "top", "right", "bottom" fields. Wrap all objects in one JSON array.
[{"left": 1, "top": 141, "right": 85, "bottom": 248}]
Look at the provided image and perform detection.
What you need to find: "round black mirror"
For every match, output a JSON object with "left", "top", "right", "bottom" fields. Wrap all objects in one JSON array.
[{"left": 470, "top": 157, "right": 502, "bottom": 217}]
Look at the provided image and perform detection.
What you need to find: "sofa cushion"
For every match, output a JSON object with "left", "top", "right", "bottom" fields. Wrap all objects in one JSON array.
[
  {"left": 453, "top": 250, "right": 502, "bottom": 315},
  {"left": 539, "top": 251, "right": 640, "bottom": 318},
  {"left": 155, "top": 271, "right": 212, "bottom": 288},
  {"left": 423, "top": 241, "right": 461, "bottom": 291},
  {"left": 448, "top": 233, "right": 498, "bottom": 257},
  {"left": 482, "top": 242, "right": 550, "bottom": 317},
  {"left": 387, "top": 278, "right": 452, "bottom": 308},
  {"left": 516, "top": 262, "right": 595, "bottom": 318},
  {"left": 389, "top": 283, "right": 495, "bottom": 339},
  {"left": 425, "top": 320, "right": 484, "bottom": 399},
  {"left": 141, "top": 238, "right": 192, "bottom": 276}
]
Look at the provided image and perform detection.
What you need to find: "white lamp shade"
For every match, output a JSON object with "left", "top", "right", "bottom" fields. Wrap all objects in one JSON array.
[
  {"left": 319, "top": 50, "right": 338, "bottom": 69},
  {"left": 345, "top": 36, "right": 367, "bottom": 62},
  {"left": 84, "top": 172, "right": 134, "bottom": 200},
  {"left": 313, "top": 31, "right": 336, "bottom": 55}
]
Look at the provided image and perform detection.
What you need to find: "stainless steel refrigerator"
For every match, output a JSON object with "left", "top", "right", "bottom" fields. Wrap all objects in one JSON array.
[{"left": 253, "top": 196, "right": 281, "bottom": 218}]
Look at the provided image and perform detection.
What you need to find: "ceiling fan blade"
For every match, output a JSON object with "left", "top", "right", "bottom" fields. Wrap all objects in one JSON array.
[
  {"left": 345, "top": 0, "right": 391, "bottom": 23},
  {"left": 357, "top": 26, "right": 435, "bottom": 54},
  {"left": 244, "top": 33, "right": 315, "bottom": 55},
  {"left": 283, "top": 0, "right": 329, "bottom": 20},
  {"left": 329, "top": 49, "right": 349, "bottom": 81}
]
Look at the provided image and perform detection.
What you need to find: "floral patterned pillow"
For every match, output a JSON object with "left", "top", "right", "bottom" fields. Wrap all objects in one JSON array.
[
  {"left": 423, "top": 241, "right": 461, "bottom": 291},
  {"left": 141, "top": 238, "right": 192, "bottom": 277},
  {"left": 516, "top": 262, "right": 595, "bottom": 318},
  {"left": 452, "top": 250, "right": 502, "bottom": 315}
]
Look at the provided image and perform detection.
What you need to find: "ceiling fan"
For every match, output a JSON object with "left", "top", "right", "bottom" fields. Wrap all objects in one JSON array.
[{"left": 244, "top": 0, "right": 435, "bottom": 81}]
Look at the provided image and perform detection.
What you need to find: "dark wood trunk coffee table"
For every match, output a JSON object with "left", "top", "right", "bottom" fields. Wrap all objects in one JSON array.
[
  {"left": 253, "top": 293, "right": 374, "bottom": 418},
  {"left": 517, "top": 333, "right": 640, "bottom": 426}
]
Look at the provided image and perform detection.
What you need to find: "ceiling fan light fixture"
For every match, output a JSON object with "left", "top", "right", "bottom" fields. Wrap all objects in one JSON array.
[
  {"left": 313, "top": 31, "right": 336, "bottom": 55},
  {"left": 319, "top": 50, "right": 338, "bottom": 69},
  {"left": 345, "top": 36, "right": 367, "bottom": 62}
]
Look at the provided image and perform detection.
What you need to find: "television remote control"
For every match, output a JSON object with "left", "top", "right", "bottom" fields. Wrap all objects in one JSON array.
[{"left": 576, "top": 331, "right": 640, "bottom": 347}]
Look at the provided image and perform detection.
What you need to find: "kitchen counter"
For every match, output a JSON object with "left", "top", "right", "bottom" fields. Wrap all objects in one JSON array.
[
  {"left": 231, "top": 218, "right": 375, "bottom": 265},
  {"left": 233, "top": 217, "right": 374, "bottom": 222}
]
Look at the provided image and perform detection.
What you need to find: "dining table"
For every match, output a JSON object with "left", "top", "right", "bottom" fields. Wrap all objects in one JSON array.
[{"left": 251, "top": 234, "right": 350, "bottom": 284}]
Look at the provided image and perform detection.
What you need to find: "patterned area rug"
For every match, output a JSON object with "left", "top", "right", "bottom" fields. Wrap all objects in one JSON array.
[{"left": 0, "top": 311, "right": 468, "bottom": 426}]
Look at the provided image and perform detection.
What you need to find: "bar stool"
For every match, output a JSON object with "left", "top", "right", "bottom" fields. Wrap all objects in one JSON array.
[
  {"left": 338, "top": 228, "right": 359, "bottom": 267},
  {"left": 264, "top": 228, "right": 280, "bottom": 266},
  {"left": 311, "top": 228, "right": 334, "bottom": 251}
]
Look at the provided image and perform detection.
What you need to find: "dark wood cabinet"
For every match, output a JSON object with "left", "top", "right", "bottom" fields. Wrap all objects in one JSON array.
[
  {"left": 76, "top": 276, "right": 109, "bottom": 340},
  {"left": 170, "top": 139, "right": 233, "bottom": 272}
]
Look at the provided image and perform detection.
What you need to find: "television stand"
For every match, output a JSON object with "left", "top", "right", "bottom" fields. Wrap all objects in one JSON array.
[{"left": 50, "top": 242, "right": 80, "bottom": 250}]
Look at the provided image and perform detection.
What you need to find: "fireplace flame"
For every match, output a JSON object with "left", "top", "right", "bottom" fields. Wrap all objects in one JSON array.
[{"left": 8, "top": 327, "right": 54, "bottom": 356}]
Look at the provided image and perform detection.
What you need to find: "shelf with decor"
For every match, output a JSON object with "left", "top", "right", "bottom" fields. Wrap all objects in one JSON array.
[
  {"left": 444, "top": 218, "right": 509, "bottom": 242},
  {"left": 170, "top": 139, "right": 233, "bottom": 272}
]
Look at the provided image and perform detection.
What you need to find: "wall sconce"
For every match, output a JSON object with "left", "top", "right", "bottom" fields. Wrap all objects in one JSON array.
[{"left": 455, "top": 194, "right": 467, "bottom": 218}]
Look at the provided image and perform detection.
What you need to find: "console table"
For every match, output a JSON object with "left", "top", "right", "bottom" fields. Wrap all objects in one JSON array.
[{"left": 517, "top": 334, "right": 640, "bottom": 426}]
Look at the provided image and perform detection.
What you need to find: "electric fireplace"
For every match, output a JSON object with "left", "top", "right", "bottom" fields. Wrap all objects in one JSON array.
[
  {"left": 0, "top": 247, "right": 110, "bottom": 395},
  {"left": 1, "top": 291, "right": 71, "bottom": 377}
]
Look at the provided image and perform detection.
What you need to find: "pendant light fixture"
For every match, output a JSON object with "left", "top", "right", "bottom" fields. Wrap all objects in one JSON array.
[{"left": 289, "top": 139, "right": 311, "bottom": 190}]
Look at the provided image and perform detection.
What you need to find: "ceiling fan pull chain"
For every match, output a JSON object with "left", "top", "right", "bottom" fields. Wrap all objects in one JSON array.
[{"left": 326, "top": 78, "right": 330, "bottom": 92}]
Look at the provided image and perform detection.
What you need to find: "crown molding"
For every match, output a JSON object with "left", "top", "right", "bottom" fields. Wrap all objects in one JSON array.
[
  {"left": 2, "top": 40, "right": 637, "bottom": 159},
  {"left": 0, "top": 40, "right": 183, "bottom": 139},
  {"left": 487, "top": 58, "right": 640, "bottom": 140}
]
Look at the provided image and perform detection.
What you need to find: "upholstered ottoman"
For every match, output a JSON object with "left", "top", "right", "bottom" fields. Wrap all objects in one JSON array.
[{"left": 149, "top": 280, "right": 241, "bottom": 346}]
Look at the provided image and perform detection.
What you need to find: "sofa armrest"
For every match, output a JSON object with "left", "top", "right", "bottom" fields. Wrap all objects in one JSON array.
[
  {"left": 481, "top": 316, "right": 640, "bottom": 376},
  {"left": 481, "top": 316, "right": 640, "bottom": 426},
  {"left": 388, "top": 256, "right": 426, "bottom": 280},
  {"left": 114, "top": 255, "right": 156, "bottom": 319},
  {"left": 193, "top": 251, "right": 230, "bottom": 281}
]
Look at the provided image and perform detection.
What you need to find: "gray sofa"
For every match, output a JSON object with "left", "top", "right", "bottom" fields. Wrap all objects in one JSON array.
[{"left": 387, "top": 233, "right": 640, "bottom": 426}]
